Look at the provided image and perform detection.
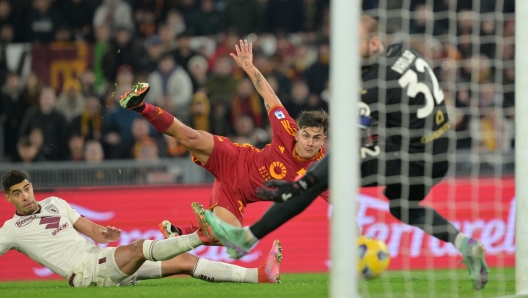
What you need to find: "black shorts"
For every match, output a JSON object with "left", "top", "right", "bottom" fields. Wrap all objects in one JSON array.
[{"left": 360, "top": 144, "right": 448, "bottom": 201}]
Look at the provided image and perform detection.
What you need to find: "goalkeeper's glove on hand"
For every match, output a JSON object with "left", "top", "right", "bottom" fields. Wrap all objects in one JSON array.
[{"left": 256, "top": 172, "right": 318, "bottom": 203}]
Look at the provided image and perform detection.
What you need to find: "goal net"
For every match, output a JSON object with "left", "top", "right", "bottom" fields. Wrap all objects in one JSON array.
[{"left": 347, "top": 0, "right": 516, "bottom": 297}]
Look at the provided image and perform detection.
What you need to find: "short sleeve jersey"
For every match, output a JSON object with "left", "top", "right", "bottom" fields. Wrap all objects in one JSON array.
[
  {"left": 0, "top": 197, "right": 99, "bottom": 279},
  {"left": 236, "top": 105, "right": 326, "bottom": 203}
]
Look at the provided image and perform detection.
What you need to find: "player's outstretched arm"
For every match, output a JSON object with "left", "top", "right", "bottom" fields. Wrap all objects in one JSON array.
[
  {"left": 73, "top": 216, "right": 121, "bottom": 244},
  {"left": 230, "top": 39, "right": 281, "bottom": 111}
]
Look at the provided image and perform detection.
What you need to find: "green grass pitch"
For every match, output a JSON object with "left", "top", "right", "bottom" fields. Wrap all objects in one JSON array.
[{"left": 0, "top": 268, "right": 514, "bottom": 298}]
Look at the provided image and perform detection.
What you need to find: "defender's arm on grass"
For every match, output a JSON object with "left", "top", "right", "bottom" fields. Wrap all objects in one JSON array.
[
  {"left": 74, "top": 216, "right": 121, "bottom": 244},
  {"left": 230, "top": 40, "right": 281, "bottom": 111}
]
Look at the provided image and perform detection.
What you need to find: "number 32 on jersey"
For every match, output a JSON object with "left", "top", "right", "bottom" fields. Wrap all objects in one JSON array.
[{"left": 398, "top": 57, "right": 444, "bottom": 119}]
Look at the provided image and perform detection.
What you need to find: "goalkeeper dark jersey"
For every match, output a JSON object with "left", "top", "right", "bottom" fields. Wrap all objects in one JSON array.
[{"left": 360, "top": 43, "right": 451, "bottom": 158}]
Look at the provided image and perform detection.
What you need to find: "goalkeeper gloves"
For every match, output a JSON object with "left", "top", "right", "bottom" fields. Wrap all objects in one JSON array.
[{"left": 256, "top": 172, "right": 318, "bottom": 203}]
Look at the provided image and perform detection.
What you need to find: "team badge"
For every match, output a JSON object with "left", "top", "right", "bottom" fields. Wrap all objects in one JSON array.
[
  {"left": 274, "top": 110, "right": 285, "bottom": 119},
  {"left": 45, "top": 204, "right": 59, "bottom": 214}
]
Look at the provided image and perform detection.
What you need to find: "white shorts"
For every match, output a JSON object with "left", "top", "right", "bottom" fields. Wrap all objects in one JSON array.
[{"left": 69, "top": 247, "right": 161, "bottom": 287}]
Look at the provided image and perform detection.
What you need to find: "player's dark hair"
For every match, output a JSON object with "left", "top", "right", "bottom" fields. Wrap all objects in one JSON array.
[
  {"left": 2, "top": 170, "right": 29, "bottom": 193},
  {"left": 296, "top": 109, "right": 329, "bottom": 135}
]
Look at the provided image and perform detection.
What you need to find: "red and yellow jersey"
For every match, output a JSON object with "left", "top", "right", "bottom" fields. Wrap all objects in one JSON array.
[{"left": 235, "top": 105, "right": 326, "bottom": 203}]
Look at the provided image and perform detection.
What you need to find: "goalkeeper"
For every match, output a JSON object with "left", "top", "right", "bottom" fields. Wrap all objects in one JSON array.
[{"left": 204, "top": 15, "right": 490, "bottom": 291}]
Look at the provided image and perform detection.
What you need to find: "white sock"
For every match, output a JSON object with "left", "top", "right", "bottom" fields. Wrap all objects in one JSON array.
[
  {"left": 192, "top": 258, "right": 258, "bottom": 283},
  {"left": 454, "top": 232, "right": 467, "bottom": 251},
  {"left": 244, "top": 227, "right": 259, "bottom": 247},
  {"left": 142, "top": 232, "right": 202, "bottom": 261}
]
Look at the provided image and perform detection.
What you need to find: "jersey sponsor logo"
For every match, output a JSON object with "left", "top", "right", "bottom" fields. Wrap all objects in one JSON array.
[
  {"left": 52, "top": 222, "right": 69, "bottom": 236},
  {"left": 39, "top": 217, "right": 61, "bottom": 230},
  {"left": 16, "top": 215, "right": 36, "bottom": 227},
  {"left": 278, "top": 146, "right": 285, "bottom": 154},
  {"left": 280, "top": 120, "right": 297, "bottom": 137},
  {"left": 269, "top": 161, "right": 287, "bottom": 179},
  {"left": 45, "top": 204, "right": 59, "bottom": 214},
  {"left": 274, "top": 110, "right": 285, "bottom": 119},
  {"left": 421, "top": 122, "right": 451, "bottom": 144}
]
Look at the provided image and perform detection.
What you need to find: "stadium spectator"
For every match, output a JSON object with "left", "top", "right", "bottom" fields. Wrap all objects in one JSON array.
[
  {"left": 93, "top": 24, "right": 111, "bottom": 91},
  {"left": 79, "top": 69, "right": 99, "bottom": 97},
  {"left": 264, "top": 0, "right": 305, "bottom": 34},
  {"left": 188, "top": 0, "right": 221, "bottom": 36},
  {"left": 58, "top": 0, "right": 95, "bottom": 41},
  {"left": 164, "top": 9, "right": 187, "bottom": 38},
  {"left": 172, "top": 30, "right": 201, "bottom": 75},
  {"left": 0, "top": 72, "right": 31, "bottom": 161},
  {"left": 67, "top": 134, "right": 85, "bottom": 161},
  {"left": 69, "top": 95, "right": 103, "bottom": 142},
  {"left": 0, "top": 1, "right": 17, "bottom": 41},
  {"left": 231, "top": 114, "right": 269, "bottom": 147},
  {"left": 230, "top": 77, "right": 264, "bottom": 128},
  {"left": 130, "top": 118, "right": 163, "bottom": 161},
  {"left": 19, "top": 87, "right": 68, "bottom": 161},
  {"left": 283, "top": 79, "right": 310, "bottom": 120},
  {"left": 187, "top": 54, "right": 209, "bottom": 92},
  {"left": 139, "top": 34, "right": 164, "bottom": 73},
  {"left": 220, "top": 0, "right": 262, "bottom": 35},
  {"left": 207, "top": 28, "right": 240, "bottom": 69},
  {"left": 134, "top": 0, "right": 165, "bottom": 37},
  {"left": 84, "top": 140, "right": 105, "bottom": 163},
  {"left": 303, "top": 41, "right": 329, "bottom": 96},
  {"left": 102, "top": 87, "right": 142, "bottom": 159},
  {"left": 20, "top": 71, "right": 42, "bottom": 107},
  {"left": 158, "top": 22, "right": 178, "bottom": 53},
  {"left": 102, "top": 26, "right": 146, "bottom": 83},
  {"left": 14, "top": 136, "right": 46, "bottom": 163},
  {"left": 206, "top": 55, "right": 239, "bottom": 106},
  {"left": 93, "top": 0, "right": 134, "bottom": 33},
  {"left": 189, "top": 92, "right": 211, "bottom": 131},
  {"left": 26, "top": 0, "right": 64, "bottom": 44},
  {"left": 145, "top": 52, "right": 193, "bottom": 122},
  {"left": 56, "top": 78, "right": 86, "bottom": 123}
]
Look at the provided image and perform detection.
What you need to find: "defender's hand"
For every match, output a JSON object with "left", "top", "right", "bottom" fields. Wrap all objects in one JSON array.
[
  {"left": 230, "top": 39, "right": 253, "bottom": 70},
  {"left": 100, "top": 226, "right": 121, "bottom": 242}
]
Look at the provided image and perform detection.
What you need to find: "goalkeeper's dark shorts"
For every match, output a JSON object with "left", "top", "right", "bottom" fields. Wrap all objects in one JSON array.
[{"left": 360, "top": 144, "right": 449, "bottom": 201}]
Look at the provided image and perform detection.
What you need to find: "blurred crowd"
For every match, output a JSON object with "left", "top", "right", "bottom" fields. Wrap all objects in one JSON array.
[{"left": 0, "top": 0, "right": 516, "bottom": 164}]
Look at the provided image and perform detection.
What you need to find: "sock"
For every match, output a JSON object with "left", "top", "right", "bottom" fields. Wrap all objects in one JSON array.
[
  {"left": 182, "top": 225, "right": 199, "bottom": 235},
  {"left": 191, "top": 258, "right": 258, "bottom": 283},
  {"left": 242, "top": 227, "right": 259, "bottom": 247},
  {"left": 454, "top": 232, "right": 468, "bottom": 251},
  {"left": 138, "top": 103, "right": 175, "bottom": 132},
  {"left": 142, "top": 233, "right": 202, "bottom": 261}
]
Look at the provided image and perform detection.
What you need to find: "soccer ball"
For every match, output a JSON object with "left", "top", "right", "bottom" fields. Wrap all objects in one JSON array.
[{"left": 357, "top": 235, "right": 391, "bottom": 279}]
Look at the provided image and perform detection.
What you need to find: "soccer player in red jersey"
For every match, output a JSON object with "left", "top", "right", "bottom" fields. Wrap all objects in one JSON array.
[{"left": 120, "top": 40, "right": 328, "bottom": 239}]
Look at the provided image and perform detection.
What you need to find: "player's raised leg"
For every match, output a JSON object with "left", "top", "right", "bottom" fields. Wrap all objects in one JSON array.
[{"left": 120, "top": 82, "right": 213, "bottom": 164}]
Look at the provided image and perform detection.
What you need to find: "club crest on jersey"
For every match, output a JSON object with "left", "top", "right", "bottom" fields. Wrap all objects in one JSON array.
[
  {"left": 274, "top": 110, "right": 285, "bottom": 119},
  {"left": 45, "top": 204, "right": 59, "bottom": 214}
]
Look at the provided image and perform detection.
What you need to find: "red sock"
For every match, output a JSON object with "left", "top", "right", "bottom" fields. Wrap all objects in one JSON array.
[
  {"left": 257, "top": 266, "right": 268, "bottom": 283},
  {"left": 182, "top": 225, "right": 199, "bottom": 235},
  {"left": 140, "top": 103, "right": 175, "bottom": 132}
]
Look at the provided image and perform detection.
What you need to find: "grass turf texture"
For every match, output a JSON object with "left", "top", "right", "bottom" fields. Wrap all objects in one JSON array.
[{"left": 0, "top": 268, "right": 514, "bottom": 298}]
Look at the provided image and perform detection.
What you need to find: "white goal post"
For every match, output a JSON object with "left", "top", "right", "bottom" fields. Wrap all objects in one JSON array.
[
  {"left": 515, "top": 0, "right": 528, "bottom": 295},
  {"left": 329, "top": 0, "right": 360, "bottom": 297}
]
